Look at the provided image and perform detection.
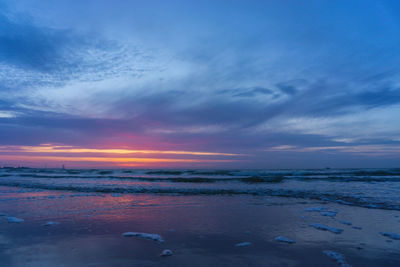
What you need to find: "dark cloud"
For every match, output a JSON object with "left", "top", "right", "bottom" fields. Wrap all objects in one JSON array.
[
  {"left": 355, "top": 87, "right": 400, "bottom": 108},
  {"left": 0, "top": 13, "right": 68, "bottom": 72},
  {"left": 0, "top": 12, "right": 95, "bottom": 74},
  {"left": 0, "top": 11, "right": 140, "bottom": 91},
  {"left": 290, "top": 82, "right": 400, "bottom": 117},
  {"left": 231, "top": 87, "right": 274, "bottom": 97},
  {"left": 77, "top": 74, "right": 400, "bottom": 135},
  {"left": 276, "top": 83, "right": 297, "bottom": 95}
]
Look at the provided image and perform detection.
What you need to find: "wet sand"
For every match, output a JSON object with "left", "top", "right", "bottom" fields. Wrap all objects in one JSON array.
[{"left": 0, "top": 186, "right": 399, "bottom": 266}]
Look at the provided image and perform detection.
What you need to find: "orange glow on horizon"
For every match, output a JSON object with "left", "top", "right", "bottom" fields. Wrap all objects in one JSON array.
[
  {"left": 0, "top": 155, "right": 233, "bottom": 163},
  {"left": 0, "top": 145, "right": 240, "bottom": 156},
  {"left": 0, "top": 144, "right": 242, "bottom": 167}
]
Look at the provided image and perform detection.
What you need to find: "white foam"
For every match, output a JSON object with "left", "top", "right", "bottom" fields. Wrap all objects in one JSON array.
[
  {"left": 6, "top": 216, "right": 24, "bottom": 223},
  {"left": 122, "top": 232, "right": 164, "bottom": 242},
  {"left": 160, "top": 249, "right": 173, "bottom": 257},
  {"left": 380, "top": 232, "right": 400, "bottom": 240},
  {"left": 44, "top": 221, "right": 59, "bottom": 226},
  {"left": 305, "top": 207, "right": 337, "bottom": 217},
  {"left": 309, "top": 223, "right": 343, "bottom": 234},
  {"left": 275, "top": 236, "right": 295, "bottom": 244},
  {"left": 323, "top": 250, "right": 352, "bottom": 267},
  {"left": 235, "top": 242, "right": 252, "bottom": 247}
]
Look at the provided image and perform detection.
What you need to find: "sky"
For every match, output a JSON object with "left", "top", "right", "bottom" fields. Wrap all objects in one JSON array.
[{"left": 0, "top": 0, "right": 400, "bottom": 168}]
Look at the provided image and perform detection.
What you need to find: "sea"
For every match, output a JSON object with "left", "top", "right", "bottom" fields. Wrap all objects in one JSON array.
[{"left": 1, "top": 167, "right": 399, "bottom": 211}]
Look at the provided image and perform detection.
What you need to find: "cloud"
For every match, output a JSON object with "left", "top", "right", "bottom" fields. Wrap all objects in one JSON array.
[
  {"left": 0, "top": 10, "right": 157, "bottom": 100},
  {"left": 219, "top": 87, "right": 275, "bottom": 98},
  {"left": 265, "top": 144, "right": 400, "bottom": 157},
  {"left": 0, "top": 11, "right": 133, "bottom": 76},
  {"left": 276, "top": 82, "right": 298, "bottom": 95},
  {"left": 0, "top": 13, "right": 70, "bottom": 73},
  {"left": 0, "top": 1, "right": 400, "bottom": 167}
]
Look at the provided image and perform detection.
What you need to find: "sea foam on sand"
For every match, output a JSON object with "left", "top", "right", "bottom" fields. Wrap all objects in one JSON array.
[
  {"left": 274, "top": 236, "right": 295, "bottom": 244},
  {"left": 122, "top": 232, "right": 164, "bottom": 242},
  {"left": 323, "top": 250, "right": 352, "bottom": 267},
  {"left": 380, "top": 232, "right": 400, "bottom": 240},
  {"left": 160, "top": 249, "right": 173, "bottom": 257},
  {"left": 235, "top": 242, "right": 252, "bottom": 247},
  {"left": 44, "top": 221, "right": 59, "bottom": 226},
  {"left": 305, "top": 207, "right": 337, "bottom": 217},
  {"left": 6, "top": 216, "right": 24, "bottom": 223},
  {"left": 309, "top": 223, "right": 343, "bottom": 234}
]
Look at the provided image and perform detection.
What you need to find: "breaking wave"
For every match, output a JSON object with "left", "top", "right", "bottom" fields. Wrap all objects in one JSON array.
[{"left": 1, "top": 167, "right": 400, "bottom": 211}]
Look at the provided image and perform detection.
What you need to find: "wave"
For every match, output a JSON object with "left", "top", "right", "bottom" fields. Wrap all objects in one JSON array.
[
  {"left": 2, "top": 172, "right": 400, "bottom": 184},
  {"left": 144, "top": 169, "right": 400, "bottom": 177},
  {"left": 3, "top": 167, "right": 400, "bottom": 174},
  {"left": 3, "top": 167, "right": 400, "bottom": 177},
  {"left": 0, "top": 180, "right": 398, "bottom": 211},
  {"left": 0, "top": 174, "right": 285, "bottom": 183}
]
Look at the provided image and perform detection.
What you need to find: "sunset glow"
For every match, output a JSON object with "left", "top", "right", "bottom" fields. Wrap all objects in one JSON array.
[
  {"left": 0, "top": 144, "right": 239, "bottom": 168},
  {"left": 0, "top": 145, "right": 240, "bottom": 156}
]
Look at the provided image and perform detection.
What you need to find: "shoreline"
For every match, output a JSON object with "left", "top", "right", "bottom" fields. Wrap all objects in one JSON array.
[{"left": 0, "top": 186, "right": 399, "bottom": 266}]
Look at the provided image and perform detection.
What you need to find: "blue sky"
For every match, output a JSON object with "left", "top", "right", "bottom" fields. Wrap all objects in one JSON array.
[{"left": 0, "top": 0, "right": 399, "bottom": 168}]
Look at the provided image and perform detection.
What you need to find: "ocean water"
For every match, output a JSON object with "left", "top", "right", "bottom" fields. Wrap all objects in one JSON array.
[{"left": 1, "top": 167, "right": 399, "bottom": 211}]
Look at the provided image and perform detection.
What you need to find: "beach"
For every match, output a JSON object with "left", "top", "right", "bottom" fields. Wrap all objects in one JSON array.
[
  {"left": 3, "top": 1, "right": 400, "bottom": 266},
  {"left": 0, "top": 168, "right": 399, "bottom": 266}
]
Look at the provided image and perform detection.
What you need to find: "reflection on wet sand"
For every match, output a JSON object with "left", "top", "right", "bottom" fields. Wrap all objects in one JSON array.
[{"left": 0, "top": 186, "right": 400, "bottom": 266}]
